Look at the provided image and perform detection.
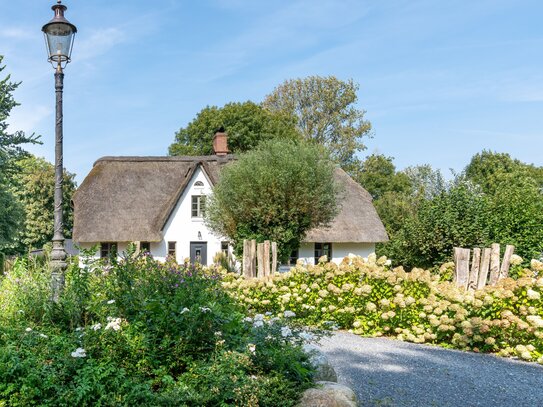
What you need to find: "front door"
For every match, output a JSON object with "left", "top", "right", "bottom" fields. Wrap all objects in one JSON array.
[{"left": 190, "top": 242, "right": 207, "bottom": 265}]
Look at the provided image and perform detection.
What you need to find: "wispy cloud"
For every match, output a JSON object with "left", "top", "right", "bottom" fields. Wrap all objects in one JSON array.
[
  {"left": 0, "top": 27, "right": 36, "bottom": 40},
  {"left": 6, "top": 104, "right": 52, "bottom": 135},
  {"left": 75, "top": 27, "right": 128, "bottom": 62}
]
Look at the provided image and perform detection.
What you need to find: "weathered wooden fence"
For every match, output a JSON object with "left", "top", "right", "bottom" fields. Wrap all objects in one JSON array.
[
  {"left": 242, "top": 239, "right": 277, "bottom": 279},
  {"left": 453, "top": 243, "right": 514, "bottom": 290}
]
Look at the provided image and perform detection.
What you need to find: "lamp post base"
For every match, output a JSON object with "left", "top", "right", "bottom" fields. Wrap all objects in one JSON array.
[{"left": 50, "top": 239, "right": 67, "bottom": 303}]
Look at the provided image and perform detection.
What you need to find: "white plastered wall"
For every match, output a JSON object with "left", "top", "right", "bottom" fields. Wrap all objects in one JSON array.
[{"left": 298, "top": 242, "right": 375, "bottom": 265}]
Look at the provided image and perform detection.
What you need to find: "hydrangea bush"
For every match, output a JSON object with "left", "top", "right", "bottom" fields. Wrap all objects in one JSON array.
[
  {"left": 0, "top": 250, "right": 315, "bottom": 406},
  {"left": 222, "top": 254, "right": 543, "bottom": 363}
]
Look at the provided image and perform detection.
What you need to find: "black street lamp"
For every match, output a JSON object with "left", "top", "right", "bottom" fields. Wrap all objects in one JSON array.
[{"left": 42, "top": 0, "right": 77, "bottom": 302}]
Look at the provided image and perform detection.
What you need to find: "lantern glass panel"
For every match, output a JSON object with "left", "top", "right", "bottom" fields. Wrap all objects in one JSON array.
[{"left": 44, "top": 23, "right": 75, "bottom": 62}]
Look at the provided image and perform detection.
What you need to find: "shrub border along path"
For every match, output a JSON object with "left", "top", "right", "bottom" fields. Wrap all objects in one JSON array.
[{"left": 319, "top": 331, "right": 543, "bottom": 407}]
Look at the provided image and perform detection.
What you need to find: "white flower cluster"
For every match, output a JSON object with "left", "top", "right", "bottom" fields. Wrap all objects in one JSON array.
[
  {"left": 105, "top": 317, "right": 122, "bottom": 331},
  {"left": 71, "top": 347, "right": 86, "bottom": 358}
]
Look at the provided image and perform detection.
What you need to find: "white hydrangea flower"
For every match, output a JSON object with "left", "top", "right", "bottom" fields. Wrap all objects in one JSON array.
[
  {"left": 254, "top": 313, "right": 265, "bottom": 321},
  {"left": 180, "top": 307, "right": 190, "bottom": 314},
  {"left": 91, "top": 323, "right": 102, "bottom": 331},
  {"left": 243, "top": 316, "right": 253, "bottom": 323},
  {"left": 281, "top": 326, "right": 292, "bottom": 337},
  {"left": 253, "top": 320, "right": 264, "bottom": 328},
  {"left": 39, "top": 333, "right": 48, "bottom": 339},
  {"left": 199, "top": 307, "right": 211, "bottom": 313},
  {"left": 527, "top": 289, "right": 541, "bottom": 300},
  {"left": 510, "top": 254, "right": 523, "bottom": 266},
  {"left": 283, "top": 310, "right": 296, "bottom": 318},
  {"left": 248, "top": 343, "right": 256, "bottom": 354},
  {"left": 71, "top": 347, "right": 86, "bottom": 358},
  {"left": 25, "top": 327, "right": 32, "bottom": 332},
  {"left": 107, "top": 299, "right": 116, "bottom": 304}
]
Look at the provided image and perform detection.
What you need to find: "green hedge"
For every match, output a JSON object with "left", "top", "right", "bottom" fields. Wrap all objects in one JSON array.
[{"left": 223, "top": 254, "right": 543, "bottom": 363}]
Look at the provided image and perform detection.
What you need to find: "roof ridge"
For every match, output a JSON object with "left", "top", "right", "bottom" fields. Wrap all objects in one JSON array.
[{"left": 93, "top": 155, "right": 236, "bottom": 166}]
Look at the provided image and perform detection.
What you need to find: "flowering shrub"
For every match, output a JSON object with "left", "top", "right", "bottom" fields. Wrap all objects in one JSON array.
[
  {"left": 0, "top": 251, "right": 314, "bottom": 406},
  {"left": 222, "top": 254, "right": 543, "bottom": 363}
]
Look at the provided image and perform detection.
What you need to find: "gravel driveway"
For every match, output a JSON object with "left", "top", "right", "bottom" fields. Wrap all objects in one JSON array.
[{"left": 317, "top": 331, "right": 543, "bottom": 407}]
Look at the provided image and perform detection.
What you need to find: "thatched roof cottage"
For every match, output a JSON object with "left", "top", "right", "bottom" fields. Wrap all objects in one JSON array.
[{"left": 72, "top": 131, "right": 388, "bottom": 265}]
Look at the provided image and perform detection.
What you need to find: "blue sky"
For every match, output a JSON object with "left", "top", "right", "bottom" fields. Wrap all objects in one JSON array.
[{"left": 1, "top": 0, "right": 542, "bottom": 183}]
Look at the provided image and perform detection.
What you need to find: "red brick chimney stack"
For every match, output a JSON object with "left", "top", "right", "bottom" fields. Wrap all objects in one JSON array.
[{"left": 212, "top": 127, "right": 229, "bottom": 156}]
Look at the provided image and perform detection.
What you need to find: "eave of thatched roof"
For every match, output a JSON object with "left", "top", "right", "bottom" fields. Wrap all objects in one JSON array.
[
  {"left": 73, "top": 155, "right": 388, "bottom": 244},
  {"left": 303, "top": 168, "right": 389, "bottom": 243},
  {"left": 72, "top": 155, "right": 234, "bottom": 243}
]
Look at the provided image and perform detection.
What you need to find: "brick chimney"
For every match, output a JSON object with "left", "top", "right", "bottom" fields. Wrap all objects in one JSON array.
[{"left": 212, "top": 127, "right": 229, "bottom": 156}]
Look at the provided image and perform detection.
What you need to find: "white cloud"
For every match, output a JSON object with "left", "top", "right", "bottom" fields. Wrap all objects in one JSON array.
[
  {"left": 6, "top": 104, "right": 52, "bottom": 135},
  {"left": 0, "top": 27, "right": 36, "bottom": 40},
  {"left": 75, "top": 27, "right": 128, "bottom": 62}
]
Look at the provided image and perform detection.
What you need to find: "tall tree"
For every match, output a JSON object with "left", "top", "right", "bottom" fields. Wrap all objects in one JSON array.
[
  {"left": 263, "top": 76, "right": 372, "bottom": 172},
  {"left": 169, "top": 101, "right": 300, "bottom": 156},
  {"left": 204, "top": 139, "right": 340, "bottom": 261},
  {"left": 9, "top": 156, "right": 76, "bottom": 252},
  {"left": 355, "top": 154, "right": 411, "bottom": 200},
  {"left": 465, "top": 150, "right": 543, "bottom": 194},
  {"left": 0, "top": 56, "right": 38, "bottom": 254}
]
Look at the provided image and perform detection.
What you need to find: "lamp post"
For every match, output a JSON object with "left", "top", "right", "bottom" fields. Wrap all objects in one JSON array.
[{"left": 42, "top": 0, "right": 77, "bottom": 302}]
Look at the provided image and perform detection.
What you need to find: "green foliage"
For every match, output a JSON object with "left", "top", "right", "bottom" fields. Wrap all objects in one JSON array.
[
  {"left": 0, "top": 56, "right": 39, "bottom": 254},
  {"left": 0, "top": 252, "right": 314, "bottom": 405},
  {"left": 355, "top": 154, "right": 411, "bottom": 200},
  {"left": 263, "top": 76, "right": 372, "bottom": 172},
  {"left": 224, "top": 255, "right": 543, "bottom": 363},
  {"left": 382, "top": 181, "right": 490, "bottom": 269},
  {"left": 465, "top": 150, "right": 543, "bottom": 194},
  {"left": 360, "top": 151, "right": 543, "bottom": 268},
  {"left": 486, "top": 174, "right": 543, "bottom": 261},
  {"left": 9, "top": 156, "right": 77, "bottom": 252},
  {"left": 204, "top": 139, "right": 340, "bottom": 261},
  {"left": 169, "top": 101, "right": 300, "bottom": 156}
]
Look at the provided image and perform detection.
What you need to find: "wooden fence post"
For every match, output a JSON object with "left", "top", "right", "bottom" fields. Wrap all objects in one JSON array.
[
  {"left": 257, "top": 243, "right": 264, "bottom": 278},
  {"left": 477, "top": 248, "right": 491, "bottom": 289},
  {"left": 243, "top": 240, "right": 251, "bottom": 278},
  {"left": 263, "top": 240, "right": 270, "bottom": 278},
  {"left": 271, "top": 242, "right": 277, "bottom": 275},
  {"left": 468, "top": 248, "right": 481, "bottom": 290},
  {"left": 489, "top": 243, "right": 501, "bottom": 285},
  {"left": 500, "top": 245, "right": 515, "bottom": 280},
  {"left": 454, "top": 247, "right": 470, "bottom": 289},
  {"left": 250, "top": 240, "right": 257, "bottom": 278}
]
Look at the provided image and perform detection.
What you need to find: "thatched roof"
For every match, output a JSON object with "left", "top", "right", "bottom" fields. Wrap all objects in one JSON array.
[
  {"left": 303, "top": 168, "right": 388, "bottom": 243},
  {"left": 72, "top": 156, "right": 234, "bottom": 242},
  {"left": 73, "top": 156, "right": 388, "bottom": 244}
]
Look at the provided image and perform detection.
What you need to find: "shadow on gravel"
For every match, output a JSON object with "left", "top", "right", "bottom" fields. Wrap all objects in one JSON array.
[{"left": 320, "top": 335, "right": 543, "bottom": 407}]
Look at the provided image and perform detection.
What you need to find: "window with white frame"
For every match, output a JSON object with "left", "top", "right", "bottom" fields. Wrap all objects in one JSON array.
[{"left": 191, "top": 195, "right": 206, "bottom": 218}]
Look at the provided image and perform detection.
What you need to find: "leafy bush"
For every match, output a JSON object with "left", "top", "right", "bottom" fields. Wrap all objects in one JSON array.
[
  {"left": 223, "top": 254, "right": 543, "bottom": 363},
  {"left": 0, "top": 251, "right": 314, "bottom": 406}
]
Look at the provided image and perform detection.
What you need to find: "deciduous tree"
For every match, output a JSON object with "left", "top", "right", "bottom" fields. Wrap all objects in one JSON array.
[
  {"left": 169, "top": 101, "right": 300, "bottom": 156},
  {"left": 204, "top": 139, "right": 340, "bottom": 261},
  {"left": 263, "top": 76, "right": 371, "bottom": 172}
]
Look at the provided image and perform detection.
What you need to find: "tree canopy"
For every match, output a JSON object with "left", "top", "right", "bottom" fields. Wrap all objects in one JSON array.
[
  {"left": 204, "top": 139, "right": 340, "bottom": 261},
  {"left": 0, "top": 56, "right": 38, "bottom": 254},
  {"left": 361, "top": 151, "right": 543, "bottom": 269},
  {"left": 169, "top": 101, "right": 300, "bottom": 156},
  {"left": 263, "top": 76, "right": 371, "bottom": 172},
  {"left": 465, "top": 150, "right": 543, "bottom": 194},
  {"left": 9, "top": 156, "right": 76, "bottom": 252}
]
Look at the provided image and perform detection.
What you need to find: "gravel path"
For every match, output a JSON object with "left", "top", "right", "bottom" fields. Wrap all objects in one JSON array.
[{"left": 317, "top": 331, "right": 543, "bottom": 407}]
